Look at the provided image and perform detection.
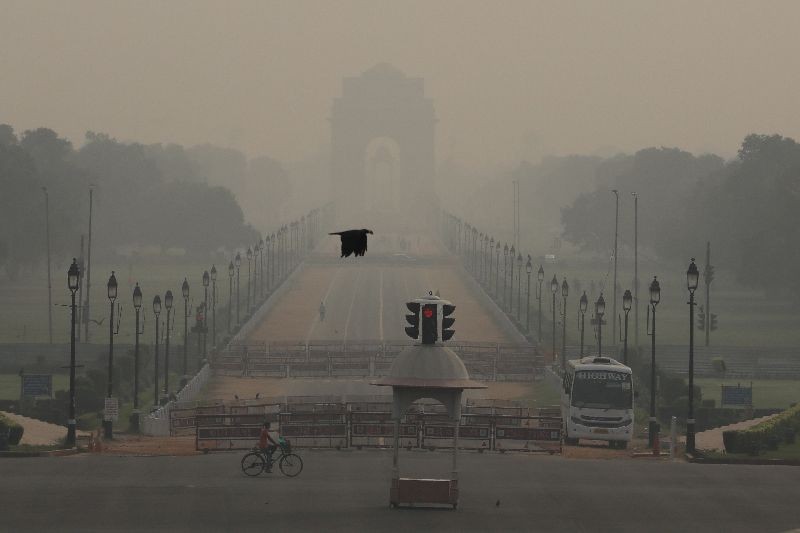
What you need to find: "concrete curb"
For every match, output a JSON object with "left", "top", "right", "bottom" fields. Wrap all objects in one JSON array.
[
  {"left": 687, "top": 452, "right": 800, "bottom": 466},
  {"left": 0, "top": 447, "right": 82, "bottom": 458}
]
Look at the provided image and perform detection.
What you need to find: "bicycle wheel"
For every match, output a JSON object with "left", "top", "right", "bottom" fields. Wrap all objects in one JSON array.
[
  {"left": 279, "top": 453, "right": 303, "bottom": 477},
  {"left": 241, "top": 452, "right": 266, "bottom": 477}
]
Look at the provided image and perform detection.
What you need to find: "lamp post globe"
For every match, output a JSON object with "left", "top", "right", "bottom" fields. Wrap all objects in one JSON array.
[
  {"left": 648, "top": 276, "right": 661, "bottom": 448},
  {"left": 107, "top": 271, "right": 117, "bottom": 302},
  {"left": 686, "top": 259, "right": 699, "bottom": 453},
  {"left": 68, "top": 259, "right": 80, "bottom": 292}
]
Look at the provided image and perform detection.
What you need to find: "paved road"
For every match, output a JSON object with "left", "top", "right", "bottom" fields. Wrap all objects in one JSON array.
[{"left": 3, "top": 451, "right": 798, "bottom": 532}]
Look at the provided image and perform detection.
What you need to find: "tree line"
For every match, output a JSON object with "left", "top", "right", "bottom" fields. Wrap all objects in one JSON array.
[{"left": 0, "top": 124, "right": 292, "bottom": 279}]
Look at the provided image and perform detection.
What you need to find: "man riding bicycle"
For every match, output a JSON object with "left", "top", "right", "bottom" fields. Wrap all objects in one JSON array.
[{"left": 259, "top": 421, "right": 279, "bottom": 472}]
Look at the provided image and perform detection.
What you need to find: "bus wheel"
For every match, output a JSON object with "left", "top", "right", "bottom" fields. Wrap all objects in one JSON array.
[{"left": 565, "top": 437, "right": 579, "bottom": 446}]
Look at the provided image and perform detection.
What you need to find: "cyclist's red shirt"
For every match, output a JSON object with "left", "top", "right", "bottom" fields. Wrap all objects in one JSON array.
[{"left": 259, "top": 428, "right": 268, "bottom": 449}]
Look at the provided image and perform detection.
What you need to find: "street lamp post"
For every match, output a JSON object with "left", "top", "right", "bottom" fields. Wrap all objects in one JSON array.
[
  {"left": 648, "top": 276, "right": 661, "bottom": 448},
  {"left": 132, "top": 283, "right": 143, "bottom": 432},
  {"left": 479, "top": 233, "right": 484, "bottom": 282},
  {"left": 181, "top": 278, "right": 189, "bottom": 378},
  {"left": 579, "top": 292, "right": 588, "bottom": 357},
  {"left": 235, "top": 252, "right": 241, "bottom": 325},
  {"left": 227, "top": 262, "right": 234, "bottom": 334},
  {"left": 265, "top": 236, "right": 271, "bottom": 293},
  {"left": 495, "top": 241, "right": 500, "bottom": 298},
  {"left": 246, "top": 247, "right": 252, "bottom": 314},
  {"left": 686, "top": 259, "right": 700, "bottom": 454},
  {"left": 489, "top": 237, "right": 495, "bottom": 293},
  {"left": 517, "top": 253, "right": 523, "bottom": 323},
  {"left": 163, "top": 290, "right": 173, "bottom": 400},
  {"left": 202, "top": 270, "right": 209, "bottom": 362},
  {"left": 103, "top": 271, "right": 118, "bottom": 439},
  {"left": 596, "top": 293, "right": 606, "bottom": 357},
  {"left": 258, "top": 238, "right": 265, "bottom": 298},
  {"left": 43, "top": 187, "right": 53, "bottom": 344},
  {"left": 525, "top": 257, "right": 532, "bottom": 333},
  {"left": 210, "top": 265, "right": 217, "bottom": 350},
  {"left": 561, "top": 278, "right": 569, "bottom": 372},
  {"left": 66, "top": 259, "right": 80, "bottom": 447},
  {"left": 550, "top": 275, "right": 558, "bottom": 366},
  {"left": 152, "top": 295, "right": 161, "bottom": 406},
  {"left": 623, "top": 289, "right": 632, "bottom": 365},
  {"left": 503, "top": 244, "right": 509, "bottom": 307},
  {"left": 537, "top": 266, "right": 545, "bottom": 341},
  {"left": 509, "top": 245, "right": 516, "bottom": 314}
]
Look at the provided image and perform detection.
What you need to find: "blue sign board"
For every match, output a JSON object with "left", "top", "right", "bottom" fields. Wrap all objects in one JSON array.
[
  {"left": 721, "top": 384, "right": 752, "bottom": 406},
  {"left": 21, "top": 374, "right": 53, "bottom": 397}
]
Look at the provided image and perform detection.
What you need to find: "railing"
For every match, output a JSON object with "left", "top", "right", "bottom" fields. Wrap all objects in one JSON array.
[{"left": 140, "top": 363, "right": 212, "bottom": 436}]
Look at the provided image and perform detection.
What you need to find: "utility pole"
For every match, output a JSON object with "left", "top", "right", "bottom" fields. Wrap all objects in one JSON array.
[
  {"left": 42, "top": 187, "right": 53, "bottom": 344},
  {"left": 84, "top": 186, "right": 94, "bottom": 342},
  {"left": 611, "top": 189, "right": 619, "bottom": 349},
  {"left": 632, "top": 192, "right": 639, "bottom": 352},
  {"left": 705, "top": 241, "right": 713, "bottom": 347}
]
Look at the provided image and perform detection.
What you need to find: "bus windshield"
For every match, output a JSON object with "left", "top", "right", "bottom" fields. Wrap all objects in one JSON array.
[{"left": 571, "top": 370, "right": 632, "bottom": 410}]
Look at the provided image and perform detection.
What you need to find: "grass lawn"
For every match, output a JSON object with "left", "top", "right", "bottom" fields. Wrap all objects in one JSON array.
[
  {"left": 0, "top": 258, "right": 238, "bottom": 344},
  {"left": 695, "top": 378, "right": 800, "bottom": 409},
  {"left": 0, "top": 373, "right": 70, "bottom": 401}
]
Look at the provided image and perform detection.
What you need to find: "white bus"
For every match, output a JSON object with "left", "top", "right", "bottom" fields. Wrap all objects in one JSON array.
[{"left": 561, "top": 356, "right": 634, "bottom": 449}]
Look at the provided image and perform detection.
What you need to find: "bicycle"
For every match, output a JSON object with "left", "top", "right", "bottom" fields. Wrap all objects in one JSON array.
[{"left": 241, "top": 440, "right": 303, "bottom": 478}]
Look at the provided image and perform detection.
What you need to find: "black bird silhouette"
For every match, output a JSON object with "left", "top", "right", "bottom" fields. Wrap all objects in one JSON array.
[{"left": 329, "top": 229, "right": 373, "bottom": 258}]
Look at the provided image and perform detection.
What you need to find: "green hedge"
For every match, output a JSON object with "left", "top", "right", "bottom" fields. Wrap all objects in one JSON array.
[
  {"left": 0, "top": 412, "right": 25, "bottom": 447},
  {"left": 723, "top": 404, "right": 800, "bottom": 455}
]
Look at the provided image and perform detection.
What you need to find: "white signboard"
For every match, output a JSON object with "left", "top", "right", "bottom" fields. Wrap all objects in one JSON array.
[{"left": 104, "top": 397, "right": 119, "bottom": 422}]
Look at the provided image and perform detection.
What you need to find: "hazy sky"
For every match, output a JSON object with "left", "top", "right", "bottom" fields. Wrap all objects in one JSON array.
[{"left": 3, "top": 0, "right": 800, "bottom": 170}]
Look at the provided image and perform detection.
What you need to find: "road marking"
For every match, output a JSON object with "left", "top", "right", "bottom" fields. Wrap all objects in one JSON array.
[
  {"left": 304, "top": 268, "right": 341, "bottom": 343},
  {"left": 343, "top": 269, "right": 362, "bottom": 343},
  {"left": 378, "top": 269, "right": 384, "bottom": 341}
]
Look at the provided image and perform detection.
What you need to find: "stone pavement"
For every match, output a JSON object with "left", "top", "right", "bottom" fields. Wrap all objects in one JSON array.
[{"left": 0, "top": 410, "right": 89, "bottom": 446}]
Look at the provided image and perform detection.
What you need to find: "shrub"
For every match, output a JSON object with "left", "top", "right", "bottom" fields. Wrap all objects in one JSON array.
[
  {"left": 0, "top": 413, "right": 24, "bottom": 447},
  {"left": 723, "top": 403, "right": 800, "bottom": 454}
]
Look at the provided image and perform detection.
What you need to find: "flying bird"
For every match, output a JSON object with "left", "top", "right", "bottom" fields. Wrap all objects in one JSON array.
[{"left": 329, "top": 229, "right": 373, "bottom": 258}]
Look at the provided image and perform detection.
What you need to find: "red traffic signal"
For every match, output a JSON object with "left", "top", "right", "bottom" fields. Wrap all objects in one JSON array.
[
  {"left": 423, "top": 307, "right": 434, "bottom": 319},
  {"left": 421, "top": 304, "right": 437, "bottom": 344}
]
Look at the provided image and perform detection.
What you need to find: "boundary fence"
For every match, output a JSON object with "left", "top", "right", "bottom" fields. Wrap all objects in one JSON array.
[
  {"left": 211, "top": 340, "right": 544, "bottom": 382},
  {"left": 184, "top": 397, "right": 561, "bottom": 453}
]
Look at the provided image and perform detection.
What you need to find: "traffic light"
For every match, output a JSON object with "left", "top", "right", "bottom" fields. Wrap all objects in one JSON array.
[
  {"left": 710, "top": 313, "right": 718, "bottom": 331},
  {"left": 441, "top": 304, "right": 456, "bottom": 341},
  {"left": 405, "top": 302, "right": 420, "bottom": 340},
  {"left": 696, "top": 305, "right": 706, "bottom": 331},
  {"left": 421, "top": 303, "right": 438, "bottom": 344}
]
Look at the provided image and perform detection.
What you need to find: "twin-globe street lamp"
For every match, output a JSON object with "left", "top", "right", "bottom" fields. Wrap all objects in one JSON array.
[
  {"left": 648, "top": 276, "right": 661, "bottom": 448},
  {"left": 202, "top": 270, "right": 209, "bottom": 362},
  {"left": 686, "top": 259, "right": 700, "bottom": 454},
  {"left": 66, "top": 259, "right": 80, "bottom": 447},
  {"left": 103, "top": 271, "right": 118, "bottom": 439}
]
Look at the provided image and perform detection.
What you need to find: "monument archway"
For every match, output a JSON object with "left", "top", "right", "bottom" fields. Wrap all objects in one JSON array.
[{"left": 331, "top": 63, "right": 437, "bottom": 230}]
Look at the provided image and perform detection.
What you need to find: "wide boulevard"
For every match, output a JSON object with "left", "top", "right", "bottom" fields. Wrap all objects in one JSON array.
[{"left": 3, "top": 450, "right": 798, "bottom": 532}]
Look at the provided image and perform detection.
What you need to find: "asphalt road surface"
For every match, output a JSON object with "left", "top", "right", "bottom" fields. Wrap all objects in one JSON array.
[{"left": 3, "top": 451, "right": 798, "bottom": 532}]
